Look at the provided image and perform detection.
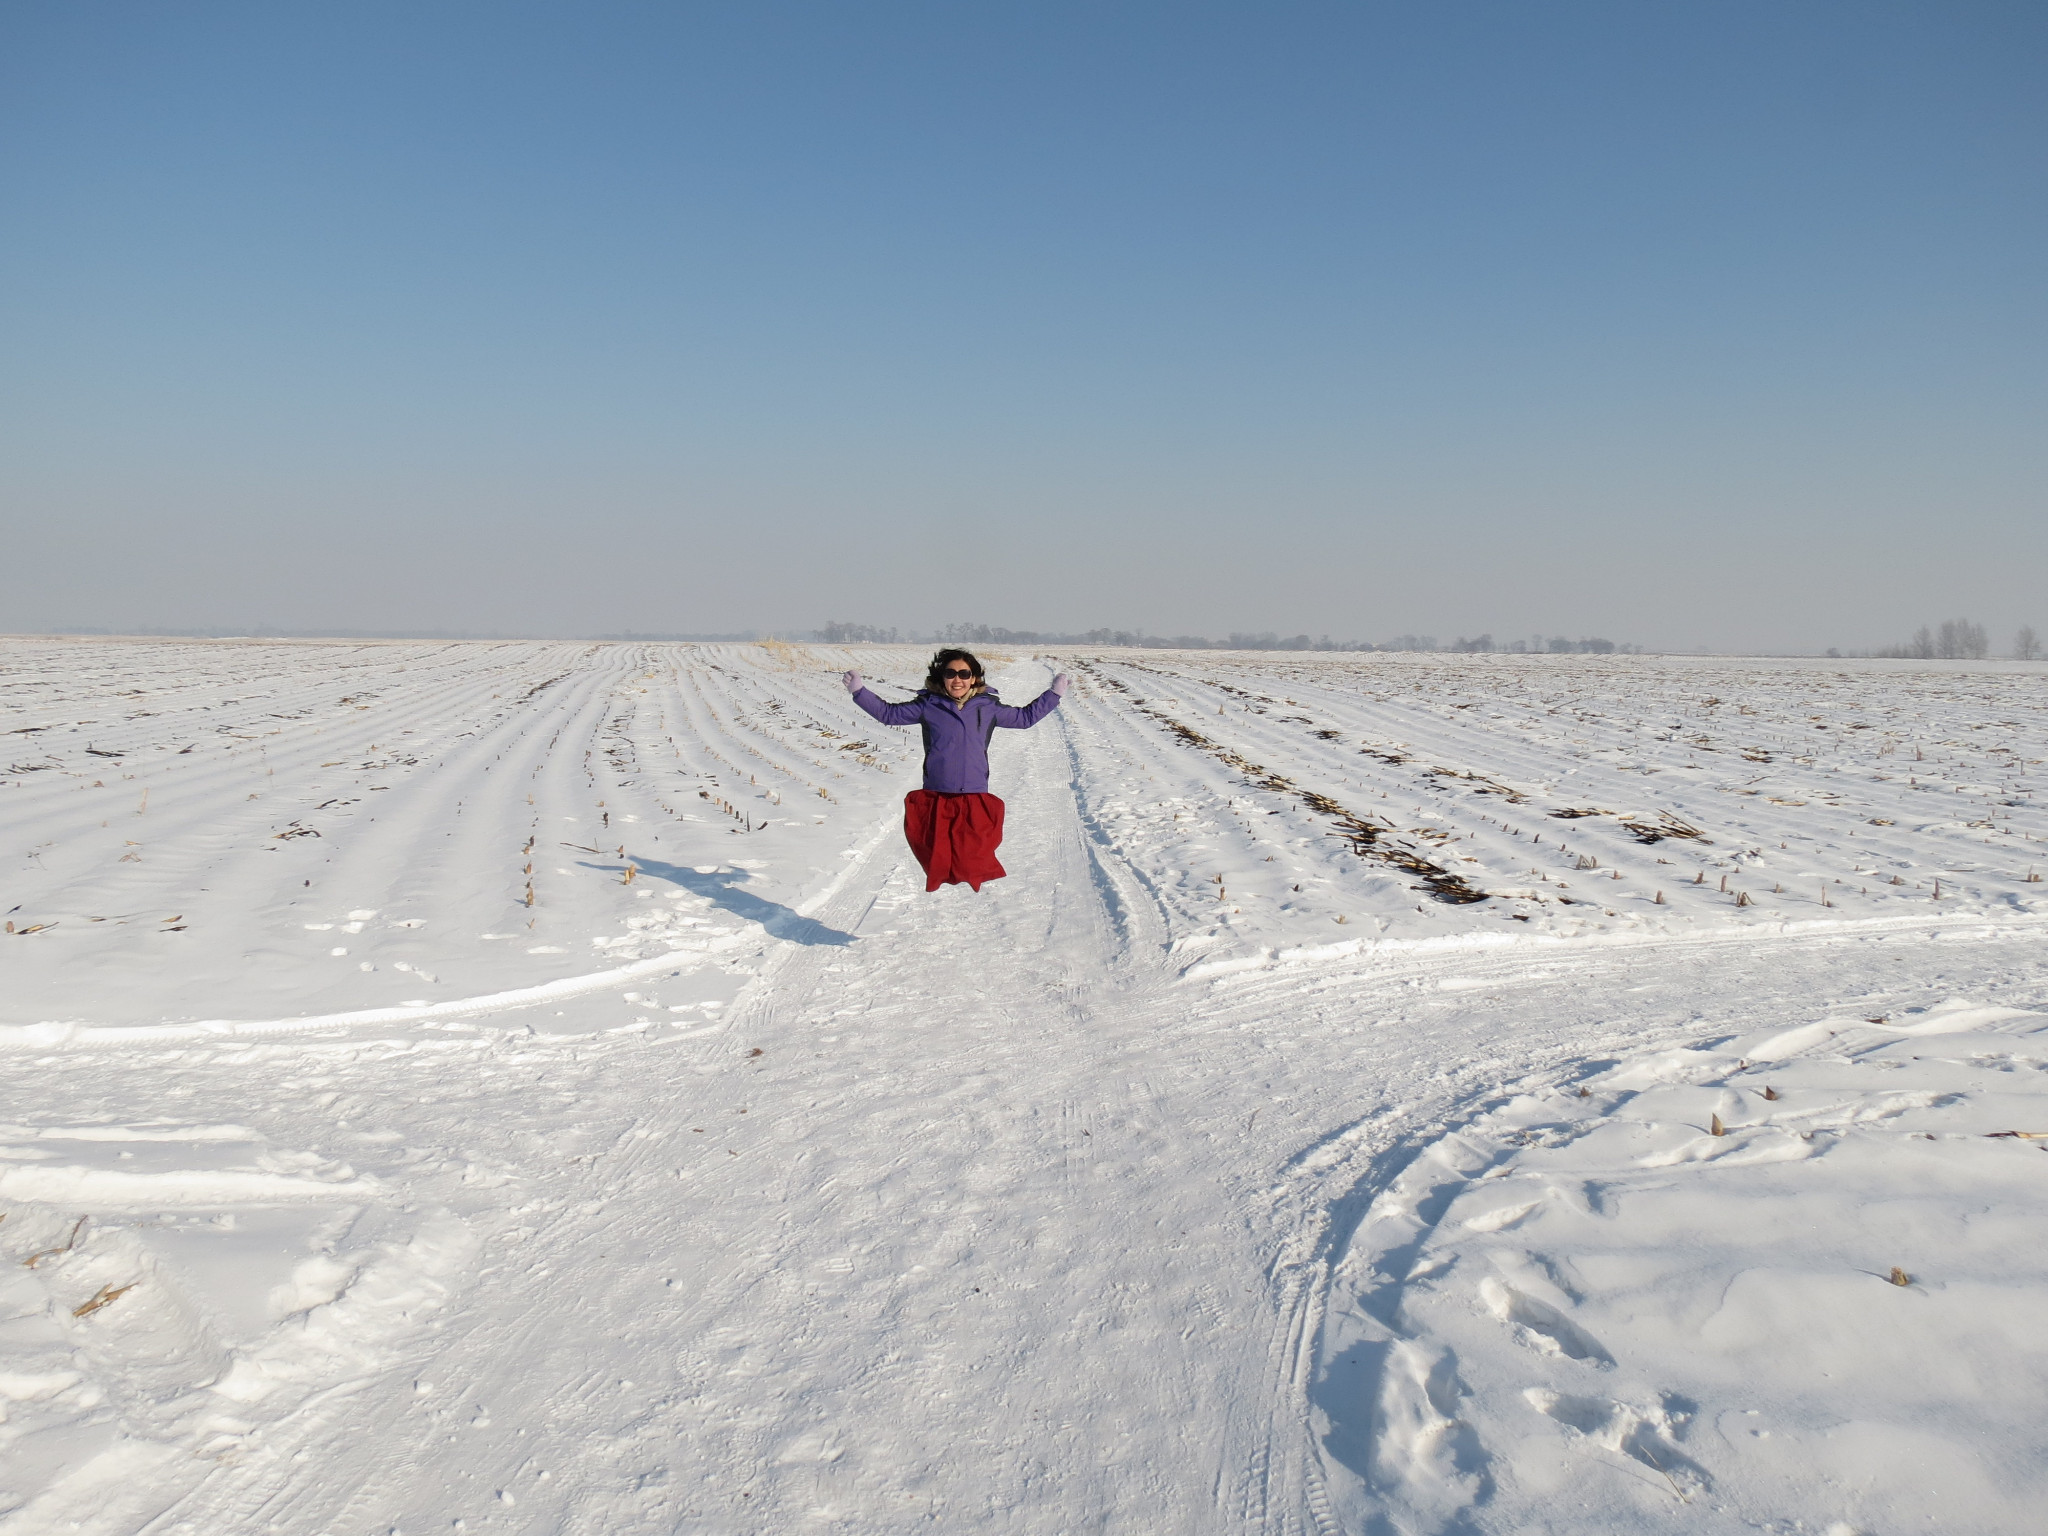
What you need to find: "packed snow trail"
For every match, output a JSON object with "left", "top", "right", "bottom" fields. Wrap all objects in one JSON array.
[{"left": 3, "top": 639, "right": 2046, "bottom": 1533}]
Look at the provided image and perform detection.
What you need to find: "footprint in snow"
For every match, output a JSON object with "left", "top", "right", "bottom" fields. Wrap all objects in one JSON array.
[
  {"left": 1523, "top": 1388, "right": 1709, "bottom": 1491},
  {"left": 1481, "top": 1277, "right": 1614, "bottom": 1366}
]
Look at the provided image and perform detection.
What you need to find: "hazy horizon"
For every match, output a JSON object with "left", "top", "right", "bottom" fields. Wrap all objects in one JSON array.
[
  {"left": 4, "top": 3, "right": 2043, "bottom": 653},
  {"left": 9, "top": 619, "right": 2041, "bottom": 664}
]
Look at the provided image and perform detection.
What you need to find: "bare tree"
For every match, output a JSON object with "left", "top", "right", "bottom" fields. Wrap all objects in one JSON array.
[
  {"left": 1933, "top": 618, "right": 1988, "bottom": 659},
  {"left": 2018, "top": 625, "right": 2041, "bottom": 662}
]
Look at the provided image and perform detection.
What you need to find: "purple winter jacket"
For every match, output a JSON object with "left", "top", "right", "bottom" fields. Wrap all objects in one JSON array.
[{"left": 851, "top": 685, "right": 1063, "bottom": 794}]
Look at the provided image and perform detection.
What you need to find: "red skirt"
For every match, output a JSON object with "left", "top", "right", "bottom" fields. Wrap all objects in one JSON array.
[{"left": 903, "top": 790, "right": 1007, "bottom": 892}]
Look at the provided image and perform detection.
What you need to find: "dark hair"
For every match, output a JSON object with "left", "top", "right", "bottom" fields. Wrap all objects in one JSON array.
[{"left": 925, "top": 648, "right": 986, "bottom": 694}]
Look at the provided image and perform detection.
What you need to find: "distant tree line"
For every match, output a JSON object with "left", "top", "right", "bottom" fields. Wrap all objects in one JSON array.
[
  {"left": 1445, "top": 634, "right": 1637, "bottom": 654},
  {"left": 590, "top": 629, "right": 765, "bottom": 641},
  {"left": 1875, "top": 618, "right": 1989, "bottom": 659},
  {"left": 1860, "top": 618, "right": 2041, "bottom": 661},
  {"left": 814, "top": 622, "right": 1638, "bottom": 654},
  {"left": 817, "top": 620, "right": 902, "bottom": 643}
]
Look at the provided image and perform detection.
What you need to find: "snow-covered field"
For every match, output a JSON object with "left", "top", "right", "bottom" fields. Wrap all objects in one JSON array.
[{"left": 2, "top": 637, "right": 2044, "bottom": 1534}]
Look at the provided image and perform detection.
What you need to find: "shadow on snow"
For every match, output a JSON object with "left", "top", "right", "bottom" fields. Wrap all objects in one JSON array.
[{"left": 579, "top": 855, "right": 857, "bottom": 948}]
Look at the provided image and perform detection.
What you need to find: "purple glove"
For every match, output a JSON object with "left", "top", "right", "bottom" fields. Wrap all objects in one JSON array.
[
  {"left": 841, "top": 670, "right": 863, "bottom": 694},
  {"left": 1051, "top": 674, "right": 1071, "bottom": 696}
]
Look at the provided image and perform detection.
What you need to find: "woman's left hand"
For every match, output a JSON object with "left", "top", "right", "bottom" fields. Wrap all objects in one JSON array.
[{"left": 1051, "top": 674, "right": 1070, "bottom": 696}]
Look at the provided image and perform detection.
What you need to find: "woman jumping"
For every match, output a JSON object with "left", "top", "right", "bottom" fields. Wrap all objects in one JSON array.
[{"left": 841, "top": 650, "right": 1069, "bottom": 892}]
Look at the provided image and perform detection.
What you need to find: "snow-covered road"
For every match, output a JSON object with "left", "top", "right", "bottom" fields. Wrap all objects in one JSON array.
[{"left": 4, "top": 640, "right": 2045, "bottom": 1533}]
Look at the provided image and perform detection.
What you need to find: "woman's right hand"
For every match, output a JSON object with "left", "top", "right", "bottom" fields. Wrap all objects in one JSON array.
[{"left": 841, "top": 670, "right": 863, "bottom": 694}]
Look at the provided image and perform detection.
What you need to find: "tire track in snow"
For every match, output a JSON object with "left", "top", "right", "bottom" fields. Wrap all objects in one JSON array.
[{"left": 1201, "top": 917, "right": 2048, "bottom": 1534}]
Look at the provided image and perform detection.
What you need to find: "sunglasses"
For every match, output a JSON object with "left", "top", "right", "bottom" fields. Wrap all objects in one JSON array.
[{"left": 941, "top": 668, "right": 978, "bottom": 679}]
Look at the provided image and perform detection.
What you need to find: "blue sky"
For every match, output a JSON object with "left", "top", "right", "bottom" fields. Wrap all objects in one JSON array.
[{"left": 3, "top": 1, "right": 2042, "bottom": 649}]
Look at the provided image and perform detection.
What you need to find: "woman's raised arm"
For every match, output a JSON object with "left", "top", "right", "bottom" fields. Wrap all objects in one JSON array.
[
  {"left": 989, "top": 674, "right": 1069, "bottom": 729},
  {"left": 843, "top": 670, "right": 925, "bottom": 726}
]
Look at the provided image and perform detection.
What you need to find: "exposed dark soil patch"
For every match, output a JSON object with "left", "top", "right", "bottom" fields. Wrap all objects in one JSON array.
[{"left": 1550, "top": 806, "right": 1711, "bottom": 844}]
